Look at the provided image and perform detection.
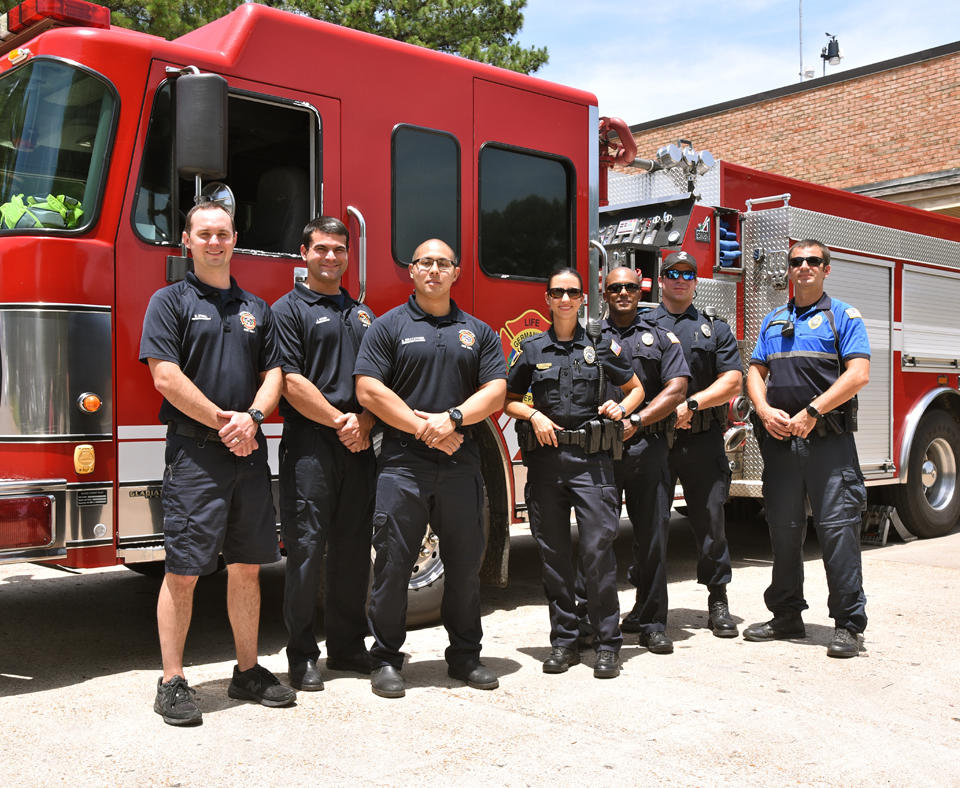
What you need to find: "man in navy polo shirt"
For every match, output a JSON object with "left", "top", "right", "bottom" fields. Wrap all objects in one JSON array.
[
  {"left": 355, "top": 238, "right": 506, "bottom": 698},
  {"left": 271, "top": 216, "right": 377, "bottom": 691},
  {"left": 746, "top": 239, "right": 870, "bottom": 658},
  {"left": 649, "top": 251, "right": 744, "bottom": 648},
  {"left": 140, "top": 201, "right": 294, "bottom": 726},
  {"left": 601, "top": 266, "right": 690, "bottom": 653}
]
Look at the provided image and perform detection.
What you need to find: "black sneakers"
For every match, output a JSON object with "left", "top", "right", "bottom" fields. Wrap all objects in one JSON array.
[
  {"left": 154, "top": 675, "right": 202, "bottom": 726},
  {"left": 227, "top": 664, "right": 297, "bottom": 707}
]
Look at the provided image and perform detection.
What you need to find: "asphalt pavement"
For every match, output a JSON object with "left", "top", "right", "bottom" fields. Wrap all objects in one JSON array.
[{"left": 1, "top": 512, "right": 958, "bottom": 787}]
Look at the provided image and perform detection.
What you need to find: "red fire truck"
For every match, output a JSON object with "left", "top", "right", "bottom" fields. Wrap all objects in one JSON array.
[{"left": 2, "top": 0, "right": 959, "bottom": 624}]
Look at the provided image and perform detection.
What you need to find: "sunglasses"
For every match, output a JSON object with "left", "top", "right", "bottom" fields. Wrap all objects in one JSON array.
[
  {"left": 663, "top": 269, "right": 697, "bottom": 280},
  {"left": 606, "top": 282, "right": 641, "bottom": 294},
  {"left": 788, "top": 256, "right": 825, "bottom": 268},
  {"left": 547, "top": 287, "right": 583, "bottom": 299}
]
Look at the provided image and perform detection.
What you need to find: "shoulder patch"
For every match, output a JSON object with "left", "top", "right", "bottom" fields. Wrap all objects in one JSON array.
[
  {"left": 845, "top": 307, "right": 862, "bottom": 320},
  {"left": 609, "top": 338, "right": 622, "bottom": 357},
  {"left": 666, "top": 331, "right": 680, "bottom": 344}
]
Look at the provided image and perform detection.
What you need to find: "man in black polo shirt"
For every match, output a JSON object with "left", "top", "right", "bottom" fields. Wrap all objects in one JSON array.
[
  {"left": 650, "top": 251, "right": 744, "bottom": 645},
  {"left": 271, "top": 216, "right": 377, "bottom": 691},
  {"left": 355, "top": 238, "right": 506, "bottom": 698},
  {"left": 140, "top": 201, "right": 295, "bottom": 726},
  {"left": 602, "top": 266, "right": 690, "bottom": 654}
]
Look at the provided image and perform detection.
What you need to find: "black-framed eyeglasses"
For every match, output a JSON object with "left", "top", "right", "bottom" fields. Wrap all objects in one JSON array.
[
  {"left": 547, "top": 287, "right": 583, "bottom": 299},
  {"left": 606, "top": 282, "right": 641, "bottom": 294},
  {"left": 788, "top": 255, "right": 825, "bottom": 268},
  {"left": 663, "top": 269, "right": 696, "bottom": 280},
  {"left": 412, "top": 257, "right": 457, "bottom": 272}
]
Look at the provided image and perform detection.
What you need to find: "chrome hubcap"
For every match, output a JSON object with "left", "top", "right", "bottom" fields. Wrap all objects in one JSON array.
[{"left": 921, "top": 438, "right": 956, "bottom": 511}]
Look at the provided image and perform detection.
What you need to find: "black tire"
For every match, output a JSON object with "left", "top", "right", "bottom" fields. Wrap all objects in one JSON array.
[{"left": 894, "top": 410, "right": 960, "bottom": 538}]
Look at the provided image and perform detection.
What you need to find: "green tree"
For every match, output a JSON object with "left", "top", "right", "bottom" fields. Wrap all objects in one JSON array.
[{"left": 0, "top": 0, "right": 548, "bottom": 74}]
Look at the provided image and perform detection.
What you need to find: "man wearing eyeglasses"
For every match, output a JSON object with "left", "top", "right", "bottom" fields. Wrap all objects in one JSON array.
[
  {"left": 745, "top": 239, "right": 870, "bottom": 658},
  {"left": 648, "top": 251, "right": 744, "bottom": 649},
  {"left": 271, "top": 216, "right": 378, "bottom": 692},
  {"left": 599, "top": 267, "right": 690, "bottom": 654},
  {"left": 355, "top": 238, "right": 507, "bottom": 697}
]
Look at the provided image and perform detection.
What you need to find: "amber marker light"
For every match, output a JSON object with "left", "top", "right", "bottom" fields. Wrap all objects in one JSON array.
[{"left": 77, "top": 392, "right": 102, "bottom": 413}]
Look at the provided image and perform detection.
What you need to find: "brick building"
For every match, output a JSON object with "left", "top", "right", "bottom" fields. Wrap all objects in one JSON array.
[{"left": 625, "top": 41, "right": 960, "bottom": 217}]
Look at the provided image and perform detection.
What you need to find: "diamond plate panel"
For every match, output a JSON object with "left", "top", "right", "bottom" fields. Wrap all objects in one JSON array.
[
  {"left": 607, "top": 165, "right": 720, "bottom": 208},
  {"left": 787, "top": 208, "right": 960, "bottom": 269},
  {"left": 692, "top": 275, "right": 737, "bottom": 321}
]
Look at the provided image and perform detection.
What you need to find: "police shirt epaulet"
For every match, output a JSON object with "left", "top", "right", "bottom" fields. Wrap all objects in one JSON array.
[
  {"left": 666, "top": 331, "right": 681, "bottom": 344},
  {"left": 845, "top": 307, "right": 862, "bottom": 320}
]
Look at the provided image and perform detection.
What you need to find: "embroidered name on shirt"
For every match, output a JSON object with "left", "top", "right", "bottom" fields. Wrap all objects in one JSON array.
[
  {"left": 191, "top": 313, "right": 211, "bottom": 321},
  {"left": 401, "top": 336, "right": 426, "bottom": 345},
  {"left": 315, "top": 316, "right": 330, "bottom": 324}
]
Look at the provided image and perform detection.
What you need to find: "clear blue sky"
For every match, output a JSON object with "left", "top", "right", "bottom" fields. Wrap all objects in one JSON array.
[{"left": 516, "top": 0, "right": 960, "bottom": 128}]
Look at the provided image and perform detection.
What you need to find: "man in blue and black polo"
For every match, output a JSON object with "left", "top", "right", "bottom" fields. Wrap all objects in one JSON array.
[
  {"left": 271, "top": 216, "right": 377, "bottom": 692},
  {"left": 745, "top": 238, "right": 870, "bottom": 658},
  {"left": 355, "top": 238, "right": 506, "bottom": 698},
  {"left": 140, "top": 201, "right": 295, "bottom": 726}
]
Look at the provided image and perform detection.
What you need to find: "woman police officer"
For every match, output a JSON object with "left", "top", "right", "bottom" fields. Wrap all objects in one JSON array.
[{"left": 505, "top": 267, "right": 644, "bottom": 679}]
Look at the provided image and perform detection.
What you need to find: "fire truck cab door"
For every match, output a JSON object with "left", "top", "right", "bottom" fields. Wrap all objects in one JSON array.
[{"left": 114, "top": 60, "right": 338, "bottom": 547}]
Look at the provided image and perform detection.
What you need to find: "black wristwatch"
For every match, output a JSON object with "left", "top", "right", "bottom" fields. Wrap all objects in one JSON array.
[
  {"left": 448, "top": 408, "right": 464, "bottom": 429},
  {"left": 805, "top": 403, "right": 822, "bottom": 419},
  {"left": 686, "top": 397, "right": 699, "bottom": 412},
  {"left": 247, "top": 408, "right": 264, "bottom": 425}
]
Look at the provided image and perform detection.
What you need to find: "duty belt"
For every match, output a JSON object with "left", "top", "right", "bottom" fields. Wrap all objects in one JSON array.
[
  {"left": 167, "top": 421, "right": 221, "bottom": 444},
  {"left": 516, "top": 418, "right": 623, "bottom": 460},
  {"left": 689, "top": 406, "right": 726, "bottom": 434}
]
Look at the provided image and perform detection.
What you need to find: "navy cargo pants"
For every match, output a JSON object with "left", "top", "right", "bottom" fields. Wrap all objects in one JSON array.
[
  {"left": 526, "top": 445, "right": 622, "bottom": 653},
  {"left": 279, "top": 423, "right": 375, "bottom": 664},
  {"left": 759, "top": 430, "right": 868, "bottom": 633},
  {"left": 368, "top": 436, "right": 486, "bottom": 670}
]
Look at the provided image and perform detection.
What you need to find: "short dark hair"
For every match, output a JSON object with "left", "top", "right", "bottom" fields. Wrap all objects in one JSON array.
[
  {"left": 547, "top": 266, "right": 583, "bottom": 290},
  {"left": 184, "top": 201, "right": 234, "bottom": 234},
  {"left": 301, "top": 216, "right": 349, "bottom": 250},
  {"left": 789, "top": 239, "right": 830, "bottom": 266}
]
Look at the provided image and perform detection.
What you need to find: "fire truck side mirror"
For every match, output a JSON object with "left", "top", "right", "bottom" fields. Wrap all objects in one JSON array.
[{"left": 175, "top": 73, "right": 228, "bottom": 180}]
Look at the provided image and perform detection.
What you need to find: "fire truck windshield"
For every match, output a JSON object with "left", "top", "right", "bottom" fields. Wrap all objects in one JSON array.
[{"left": 0, "top": 58, "right": 116, "bottom": 233}]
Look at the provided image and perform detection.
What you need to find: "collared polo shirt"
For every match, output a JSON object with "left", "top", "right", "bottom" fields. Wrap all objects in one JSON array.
[
  {"left": 272, "top": 284, "right": 376, "bottom": 421},
  {"left": 650, "top": 303, "right": 742, "bottom": 392},
  {"left": 602, "top": 313, "right": 689, "bottom": 404},
  {"left": 354, "top": 295, "right": 505, "bottom": 412},
  {"left": 507, "top": 324, "right": 634, "bottom": 430},
  {"left": 750, "top": 291, "right": 870, "bottom": 414},
  {"left": 139, "top": 272, "right": 280, "bottom": 427}
]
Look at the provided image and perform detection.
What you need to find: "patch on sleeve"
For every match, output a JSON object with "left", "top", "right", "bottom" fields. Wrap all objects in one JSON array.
[
  {"left": 845, "top": 307, "right": 862, "bottom": 320},
  {"left": 609, "top": 338, "right": 622, "bottom": 356},
  {"left": 666, "top": 331, "right": 680, "bottom": 344}
]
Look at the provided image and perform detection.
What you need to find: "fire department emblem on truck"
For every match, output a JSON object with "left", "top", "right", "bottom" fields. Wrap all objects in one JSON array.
[{"left": 500, "top": 309, "right": 551, "bottom": 369}]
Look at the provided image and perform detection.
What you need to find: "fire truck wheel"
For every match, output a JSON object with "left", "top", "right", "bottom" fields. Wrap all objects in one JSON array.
[{"left": 895, "top": 410, "right": 960, "bottom": 538}]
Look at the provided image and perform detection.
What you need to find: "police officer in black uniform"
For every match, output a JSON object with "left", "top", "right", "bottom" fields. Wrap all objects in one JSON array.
[
  {"left": 745, "top": 239, "right": 870, "bottom": 658},
  {"left": 271, "top": 216, "right": 377, "bottom": 691},
  {"left": 649, "top": 251, "right": 744, "bottom": 645},
  {"left": 602, "top": 266, "right": 690, "bottom": 655},
  {"left": 355, "top": 238, "right": 506, "bottom": 698},
  {"left": 140, "top": 201, "right": 295, "bottom": 726},
  {"left": 505, "top": 267, "right": 644, "bottom": 679}
]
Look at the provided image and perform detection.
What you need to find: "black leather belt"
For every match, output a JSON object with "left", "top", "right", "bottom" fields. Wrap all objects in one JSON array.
[{"left": 167, "top": 421, "right": 221, "bottom": 443}]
